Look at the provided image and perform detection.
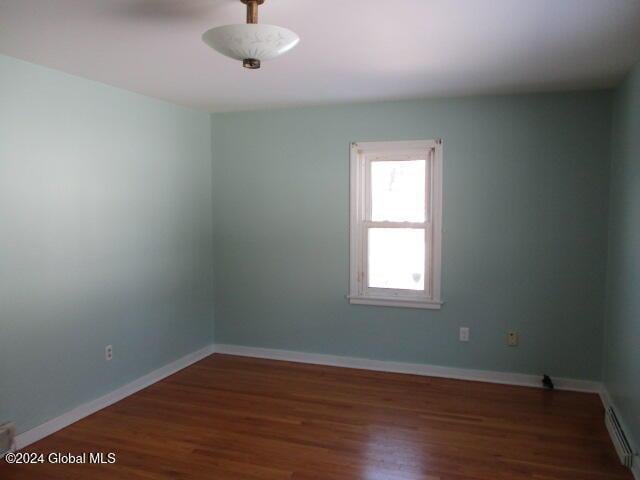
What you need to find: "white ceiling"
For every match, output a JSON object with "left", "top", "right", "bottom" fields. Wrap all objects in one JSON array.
[{"left": 1, "top": 0, "right": 640, "bottom": 112}]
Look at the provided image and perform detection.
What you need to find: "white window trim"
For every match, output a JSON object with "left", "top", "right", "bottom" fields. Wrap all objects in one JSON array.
[{"left": 348, "top": 140, "right": 443, "bottom": 310}]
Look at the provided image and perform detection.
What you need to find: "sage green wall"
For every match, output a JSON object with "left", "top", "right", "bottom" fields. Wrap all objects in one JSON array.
[
  {"left": 0, "top": 51, "right": 622, "bottom": 440},
  {"left": 0, "top": 55, "right": 214, "bottom": 434},
  {"left": 604, "top": 61, "right": 640, "bottom": 452},
  {"left": 211, "top": 91, "right": 612, "bottom": 380}
]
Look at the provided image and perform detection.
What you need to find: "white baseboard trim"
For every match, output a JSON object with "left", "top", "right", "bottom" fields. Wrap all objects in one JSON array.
[
  {"left": 214, "top": 344, "right": 601, "bottom": 393},
  {"left": 600, "top": 385, "right": 614, "bottom": 412},
  {"left": 13, "top": 343, "right": 215, "bottom": 452},
  {"left": 599, "top": 385, "right": 640, "bottom": 480},
  {"left": 11, "top": 343, "right": 606, "bottom": 458}
]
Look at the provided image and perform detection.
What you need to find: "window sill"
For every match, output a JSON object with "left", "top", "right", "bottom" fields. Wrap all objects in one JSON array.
[{"left": 347, "top": 295, "right": 443, "bottom": 310}]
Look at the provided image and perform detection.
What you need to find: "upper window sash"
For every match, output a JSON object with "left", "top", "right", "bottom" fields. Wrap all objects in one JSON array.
[{"left": 365, "top": 153, "right": 431, "bottom": 225}]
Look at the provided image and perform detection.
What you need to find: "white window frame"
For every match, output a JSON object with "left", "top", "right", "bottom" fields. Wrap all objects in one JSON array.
[{"left": 348, "top": 140, "right": 443, "bottom": 310}]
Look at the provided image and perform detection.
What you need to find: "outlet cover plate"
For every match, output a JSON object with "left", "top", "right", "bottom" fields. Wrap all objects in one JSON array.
[{"left": 459, "top": 327, "right": 470, "bottom": 342}]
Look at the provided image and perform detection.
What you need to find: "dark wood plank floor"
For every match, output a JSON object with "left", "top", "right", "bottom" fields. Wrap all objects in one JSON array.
[{"left": 1, "top": 354, "right": 631, "bottom": 479}]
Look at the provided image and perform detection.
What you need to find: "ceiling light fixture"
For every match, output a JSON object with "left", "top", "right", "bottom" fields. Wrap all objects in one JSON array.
[{"left": 202, "top": 0, "right": 299, "bottom": 70}]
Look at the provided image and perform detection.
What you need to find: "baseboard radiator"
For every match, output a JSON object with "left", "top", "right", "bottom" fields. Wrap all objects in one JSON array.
[{"left": 605, "top": 406, "right": 634, "bottom": 469}]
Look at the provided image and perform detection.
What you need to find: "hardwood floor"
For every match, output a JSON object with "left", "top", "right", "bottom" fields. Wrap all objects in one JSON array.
[{"left": 1, "top": 354, "right": 631, "bottom": 479}]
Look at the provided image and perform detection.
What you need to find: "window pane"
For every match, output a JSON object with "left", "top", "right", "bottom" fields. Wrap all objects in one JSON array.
[
  {"left": 368, "top": 228, "right": 425, "bottom": 290},
  {"left": 371, "top": 160, "right": 426, "bottom": 222}
]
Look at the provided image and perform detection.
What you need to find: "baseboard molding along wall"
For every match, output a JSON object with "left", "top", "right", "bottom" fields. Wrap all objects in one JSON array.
[
  {"left": 220, "top": 344, "right": 638, "bottom": 478},
  {"left": 11, "top": 342, "right": 608, "bottom": 457},
  {"left": 12, "top": 344, "right": 216, "bottom": 452},
  {"left": 215, "top": 343, "right": 601, "bottom": 393}
]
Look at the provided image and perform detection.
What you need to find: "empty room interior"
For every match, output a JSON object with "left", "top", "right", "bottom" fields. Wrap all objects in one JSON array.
[{"left": 1, "top": 0, "right": 640, "bottom": 478}]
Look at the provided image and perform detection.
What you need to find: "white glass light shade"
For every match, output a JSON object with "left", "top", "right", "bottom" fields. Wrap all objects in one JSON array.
[{"left": 202, "top": 24, "right": 299, "bottom": 63}]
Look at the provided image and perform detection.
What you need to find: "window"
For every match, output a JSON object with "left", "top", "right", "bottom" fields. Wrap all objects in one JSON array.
[{"left": 348, "top": 140, "right": 443, "bottom": 309}]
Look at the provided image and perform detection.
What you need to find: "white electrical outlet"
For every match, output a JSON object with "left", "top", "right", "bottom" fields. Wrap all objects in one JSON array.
[
  {"left": 507, "top": 331, "right": 519, "bottom": 347},
  {"left": 105, "top": 345, "right": 113, "bottom": 361},
  {"left": 459, "top": 327, "right": 470, "bottom": 342}
]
